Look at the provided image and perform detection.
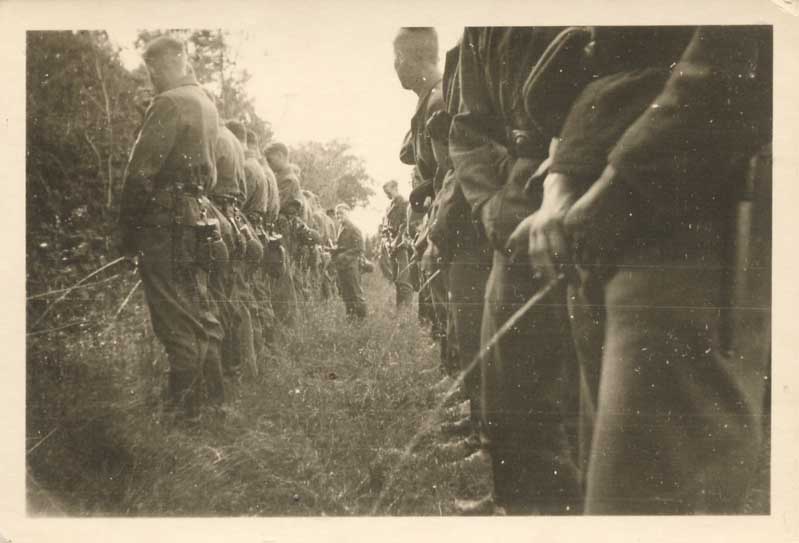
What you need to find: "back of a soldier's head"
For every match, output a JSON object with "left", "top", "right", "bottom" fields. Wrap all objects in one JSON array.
[
  {"left": 265, "top": 142, "right": 289, "bottom": 170},
  {"left": 394, "top": 27, "right": 438, "bottom": 65},
  {"left": 226, "top": 120, "right": 247, "bottom": 144},
  {"left": 143, "top": 36, "right": 189, "bottom": 92}
]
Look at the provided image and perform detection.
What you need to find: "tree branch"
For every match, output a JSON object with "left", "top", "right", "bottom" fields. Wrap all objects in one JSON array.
[{"left": 93, "top": 51, "right": 115, "bottom": 208}]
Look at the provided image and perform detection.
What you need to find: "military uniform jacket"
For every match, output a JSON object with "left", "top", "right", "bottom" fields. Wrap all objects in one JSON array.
[
  {"left": 400, "top": 79, "right": 445, "bottom": 188},
  {"left": 261, "top": 160, "right": 281, "bottom": 225},
  {"left": 272, "top": 165, "right": 303, "bottom": 215},
  {"left": 242, "top": 149, "right": 269, "bottom": 218},
  {"left": 212, "top": 125, "right": 246, "bottom": 204},
  {"left": 334, "top": 218, "right": 364, "bottom": 270},
  {"left": 551, "top": 26, "right": 770, "bottom": 227},
  {"left": 385, "top": 195, "right": 409, "bottom": 237},
  {"left": 450, "top": 27, "right": 568, "bottom": 250},
  {"left": 119, "top": 73, "right": 218, "bottom": 243},
  {"left": 427, "top": 43, "right": 475, "bottom": 254}
]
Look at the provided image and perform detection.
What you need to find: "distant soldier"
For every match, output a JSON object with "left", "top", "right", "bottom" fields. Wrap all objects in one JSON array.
[
  {"left": 210, "top": 121, "right": 256, "bottom": 377},
  {"left": 228, "top": 122, "right": 273, "bottom": 362},
  {"left": 265, "top": 142, "right": 320, "bottom": 324},
  {"left": 257, "top": 141, "right": 281, "bottom": 230},
  {"left": 118, "top": 36, "right": 224, "bottom": 421},
  {"left": 244, "top": 129, "right": 279, "bottom": 347},
  {"left": 332, "top": 204, "right": 367, "bottom": 320},
  {"left": 317, "top": 208, "right": 338, "bottom": 301},
  {"left": 380, "top": 180, "right": 413, "bottom": 307}
]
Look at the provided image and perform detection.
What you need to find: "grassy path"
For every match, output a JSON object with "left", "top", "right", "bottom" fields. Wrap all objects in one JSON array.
[{"left": 26, "top": 273, "right": 491, "bottom": 516}]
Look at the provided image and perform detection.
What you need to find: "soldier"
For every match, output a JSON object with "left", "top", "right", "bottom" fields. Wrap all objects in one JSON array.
[
  {"left": 517, "top": 26, "right": 771, "bottom": 513},
  {"left": 257, "top": 141, "right": 281, "bottom": 231},
  {"left": 244, "top": 129, "right": 279, "bottom": 347},
  {"left": 118, "top": 36, "right": 225, "bottom": 422},
  {"left": 380, "top": 180, "right": 413, "bottom": 308},
  {"left": 332, "top": 204, "right": 367, "bottom": 320},
  {"left": 449, "top": 26, "right": 585, "bottom": 515},
  {"left": 317, "top": 208, "right": 338, "bottom": 301},
  {"left": 228, "top": 122, "right": 273, "bottom": 363},
  {"left": 265, "top": 142, "right": 302, "bottom": 324},
  {"left": 423, "top": 41, "right": 494, "bottom": 481},
  {"left": 265, "top": 142, "right": 321, "bottom": 324},
  {"left": 209, "top": 120, "right": 256, "bottom": 377},
  {"left": 393, "top": 27, "right": 451, "bottom": 377}
]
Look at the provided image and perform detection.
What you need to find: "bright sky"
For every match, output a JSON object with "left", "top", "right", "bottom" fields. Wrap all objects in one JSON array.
[{"left": 109, "top": 22, "right": 462, "bottom": 235}]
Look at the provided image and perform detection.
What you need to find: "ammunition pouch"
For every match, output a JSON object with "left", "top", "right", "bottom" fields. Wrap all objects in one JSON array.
[
  {"left": 194, "top": 215, "right": 228, "bottom": 273},
  {"left": 263, "top": 235, "right": 285, "bottom": 279},
  {"left": 213, "top": 199, "right": 246, "bottom": 259}
]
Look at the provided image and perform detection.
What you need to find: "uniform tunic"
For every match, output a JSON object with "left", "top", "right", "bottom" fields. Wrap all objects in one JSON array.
[
  {"left": 334, "top": 218, "right": 367, "bottom": 320},
  {"left": 555, "top": 26, "right": 771, "bottom": 514},
  {"left": 119, "top": 73, "right": 224, "bottom": 412},
  {"left": 450, "top": 27, "right": 582, "bottom": 514},
  {"left": 384, "top": 194, "right": 413, "bottom": 306}
]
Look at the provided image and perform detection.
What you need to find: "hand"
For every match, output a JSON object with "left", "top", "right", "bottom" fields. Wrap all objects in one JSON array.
[
  {"left": 506, "top": 172, "right": 579, "bottom": 281},
  {"left": 420, "top": 241, "right": 440, "bottom": 274}
]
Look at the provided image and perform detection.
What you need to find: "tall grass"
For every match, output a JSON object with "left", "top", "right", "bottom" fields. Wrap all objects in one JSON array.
[{"left": 26, "top": 272, "right": 491, "bottom": 516}]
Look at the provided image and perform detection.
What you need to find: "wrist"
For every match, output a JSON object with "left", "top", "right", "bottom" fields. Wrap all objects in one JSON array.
[{"left": 542, "top": 173, "right": 580, "bottom": 212}]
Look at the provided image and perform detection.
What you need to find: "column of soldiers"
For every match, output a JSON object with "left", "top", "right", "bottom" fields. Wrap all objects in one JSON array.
[
  {"left": 388, "top": 27, "right": 771, "bottom": 515},
  {"left": 121, "top": 28, "right": 770, "bottom": 515},
  {"left": 119, "top": 36, "right": 365, "bottom": 428}
]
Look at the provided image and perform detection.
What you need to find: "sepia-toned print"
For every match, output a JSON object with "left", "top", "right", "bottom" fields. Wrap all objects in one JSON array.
[{"left": 25, "top": 25, "right": 771, "bottom": 517}]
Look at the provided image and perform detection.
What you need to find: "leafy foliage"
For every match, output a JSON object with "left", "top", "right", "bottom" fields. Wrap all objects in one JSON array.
[
  {"left": 26, "top": 30, "right": 143, "bottom": 312},
  {"left": 289, "top": 140, "right": 376, "bottom": 209}
]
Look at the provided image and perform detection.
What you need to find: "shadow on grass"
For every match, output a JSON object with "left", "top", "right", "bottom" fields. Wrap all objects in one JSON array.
[{"left": 26, "top": 273, "right": 491, "bottom": 516}]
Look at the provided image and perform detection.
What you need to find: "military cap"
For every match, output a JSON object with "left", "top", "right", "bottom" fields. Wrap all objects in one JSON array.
[{"left": 143, "top": 35, "right": 186, "bottom": 63}]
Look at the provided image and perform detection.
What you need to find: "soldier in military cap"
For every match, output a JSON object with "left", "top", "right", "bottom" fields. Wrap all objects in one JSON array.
[
  {"left": 332, "top": 203, "right": 367, "bottom": 320},
  {"left": 119, "top": 35, "right": 225, "bottom": 422}
]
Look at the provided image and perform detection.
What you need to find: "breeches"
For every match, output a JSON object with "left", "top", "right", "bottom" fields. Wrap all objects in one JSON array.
[
  {"left": 480, "top": 249, "right": 581, "bottom": 514},
  {"left": 572, "top": 223, "right": 767, "bottom": 514},
  {"left": 448, "top": 242, "right": 492, "bottom": 429},
  {"left": 138, "top": 226, "right": 223, "bottom": 383}
]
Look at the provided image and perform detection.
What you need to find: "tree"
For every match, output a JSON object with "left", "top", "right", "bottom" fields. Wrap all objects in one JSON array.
[
  {"left": 134, "top": 29, "right": 273, "bottom": 145},
  {"left": 27, "top": 30, "right": 143, "bottom": 296},
  {"left": 289, "top": 140, "right": 376, "bottom": 210}
]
